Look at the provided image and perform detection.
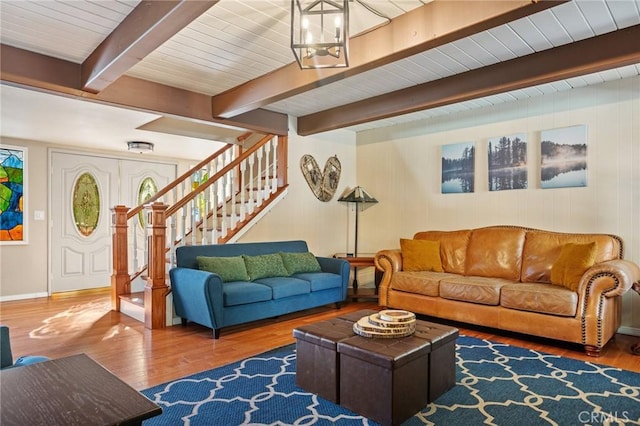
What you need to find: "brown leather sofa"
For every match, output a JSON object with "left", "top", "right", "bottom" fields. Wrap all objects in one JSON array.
[{"left": 374, "top": 226, "right": 640, "bottom": 356}]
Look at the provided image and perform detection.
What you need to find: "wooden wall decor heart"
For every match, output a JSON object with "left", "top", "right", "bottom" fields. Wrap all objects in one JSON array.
[{"left": 300, "top": 155, "right": 341, "bottom": 202}]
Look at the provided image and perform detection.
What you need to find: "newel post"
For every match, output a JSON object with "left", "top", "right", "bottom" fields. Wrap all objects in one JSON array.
[
  {"left": 276, "top": 135, "right": 288, "bottom": 187},
  {"left": 144, "top": 202, "right": 170, "bottom": 329},
  {"left": 111, "top": 205, "right": 130, "bottom": 311}
]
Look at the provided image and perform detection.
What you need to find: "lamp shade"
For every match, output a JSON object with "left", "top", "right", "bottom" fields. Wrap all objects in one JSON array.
[{"left": 338, "top": 186, "right": 378, "bottom": 204}]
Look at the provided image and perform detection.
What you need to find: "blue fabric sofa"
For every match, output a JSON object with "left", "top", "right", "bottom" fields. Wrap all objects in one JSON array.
[{"left": 169, "top": 240, "right": 350, "bottom": 338}]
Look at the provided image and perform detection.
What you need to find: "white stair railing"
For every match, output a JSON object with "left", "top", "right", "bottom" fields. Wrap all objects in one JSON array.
[{"left": 111, "top": 134, "right": 288, "bottom": 329}]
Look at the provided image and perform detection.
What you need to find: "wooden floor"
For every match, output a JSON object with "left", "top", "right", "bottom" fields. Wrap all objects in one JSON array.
[{"left": 1, "top": 289, "right": 638, "bottom": 391}]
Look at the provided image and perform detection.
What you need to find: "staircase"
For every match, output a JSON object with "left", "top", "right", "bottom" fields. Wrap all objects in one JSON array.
[{"left": 110, "top": 133, "right": 289, "bottom": 329}]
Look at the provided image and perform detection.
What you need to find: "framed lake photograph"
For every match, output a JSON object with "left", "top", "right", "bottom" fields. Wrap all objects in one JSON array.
[
  {"left": 0, "top": 144, "right": 27, "bottom": 244},
  {"left": 441, "top": 142, "right": 475, "bottom": 193},
  {"left": 540, "top": 125, "right": 587, "bottom": 189},
  {"left": 488, "top": 133, "right": 527, "bottom": 191}
]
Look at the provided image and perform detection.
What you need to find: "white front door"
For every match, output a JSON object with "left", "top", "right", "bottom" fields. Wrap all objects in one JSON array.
[
  {"left": 51, "top": 152, "right": 177, "bottom": 294},
  {"left": 120, "top": 159, "right": 176, "bottom": 292},
  {"left": 51, "top": 152, "right": 118, "bottom": 293}
]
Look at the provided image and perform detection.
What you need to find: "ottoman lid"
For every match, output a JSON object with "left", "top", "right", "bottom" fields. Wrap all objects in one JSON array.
[
  {"left": 293, "top": 318, "right": 355, "bottom": 349},
  {"left": 413, "top": 322, "right": 459, "bottom": 349},
  {"left": 338, "top": 334, "right": 431, "bottom": 369}
]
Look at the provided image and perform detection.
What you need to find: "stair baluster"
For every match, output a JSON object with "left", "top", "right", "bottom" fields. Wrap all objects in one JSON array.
[{"left": 111, "top": 135, "right": 288, "bottom": 329}]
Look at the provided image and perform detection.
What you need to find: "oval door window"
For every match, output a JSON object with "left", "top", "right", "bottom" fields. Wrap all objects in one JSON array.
[
  {"left": 72, "top": 172, "right": 100, "bottom": 237},
  {"left": 137, "top": 177, "right": 158, "bottom": 229}
]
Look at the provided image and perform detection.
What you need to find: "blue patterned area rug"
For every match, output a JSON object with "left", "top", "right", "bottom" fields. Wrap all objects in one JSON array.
[{"left": 141, "top": 336, "right": 640, "bottom": 425}]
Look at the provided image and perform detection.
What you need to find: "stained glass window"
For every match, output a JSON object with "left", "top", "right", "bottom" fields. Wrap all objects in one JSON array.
[
  {"left": 138, "top": 177, "right": 158, "bottom": 229},
  {"left": 72, "top": 172, "right": 100, "bottom": 237}
]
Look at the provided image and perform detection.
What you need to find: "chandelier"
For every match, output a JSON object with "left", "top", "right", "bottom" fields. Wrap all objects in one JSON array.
[{"left": 291, "top": 0, "right": 349, "bottom": 69}]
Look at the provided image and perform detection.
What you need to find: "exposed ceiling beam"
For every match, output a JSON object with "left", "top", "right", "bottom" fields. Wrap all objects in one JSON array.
[
  {"left": 82, "top": 0, "right": 219, "bottom": 93},
  {"left": 0, "top": 45, "right": 287, "bottom": 135},
  {"left": 297, "top": 24, "right": 640, "bottom": 136},
  {"left": 211, "top": 0, "right": 565, "bottom": 118}
]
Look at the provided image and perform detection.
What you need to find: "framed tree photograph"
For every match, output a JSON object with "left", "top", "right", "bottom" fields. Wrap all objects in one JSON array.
[
  {"left": 0, "top": 144, "right": 27, "bottom": 244},
  {"left": 488, "top": 133, "right": 528, "bottom": 191},
  {"left": 540, "top": 125, "right": 588, "bottom": 189},
  {"left": 441, "top": 142, "right": 475, "bottom": 193}
]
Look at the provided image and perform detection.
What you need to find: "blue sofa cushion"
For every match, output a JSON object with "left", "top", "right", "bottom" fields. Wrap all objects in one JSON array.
[
  {"left": 255, "top": 277, "right": 311, "bottom": 299},
  {"left": 294, "top": 272, "right": 343, "bottom": 292},
  {"left": 223, "top": 282, "right": 272, "bottom": 307},
  {"left": 196, "top": 256, "right": 250, "bottom": 282},
  {"left": 279, "top": 251, "right": 322, "bottom": 275},
  {"left": 243, "top": 254, "right": 289, "bottom": 280}
]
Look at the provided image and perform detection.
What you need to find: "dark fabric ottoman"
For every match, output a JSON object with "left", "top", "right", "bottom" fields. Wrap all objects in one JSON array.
[{"left": 292, "top": 309, "right": 377, "bottom": 402}]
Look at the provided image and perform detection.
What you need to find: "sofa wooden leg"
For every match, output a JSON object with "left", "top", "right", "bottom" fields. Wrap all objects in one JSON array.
[
  {"left": 213, "top": 329, "right": 220, "bottom": 339},
  {"left": 584, "top": 345, "right": 601, "bottom": 357},
  {"left": 335, "top": 302, "right": 343, "bottom": 309},
  {"left": 181, "top": 318, "right": 187, "bottom": 326}
]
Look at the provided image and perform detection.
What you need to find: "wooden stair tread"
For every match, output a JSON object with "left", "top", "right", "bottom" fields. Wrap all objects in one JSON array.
[{"left": 119, "top": 292, "right": 144, "bottom": 307}]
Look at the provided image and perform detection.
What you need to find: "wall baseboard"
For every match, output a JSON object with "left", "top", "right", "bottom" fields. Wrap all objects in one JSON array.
[
  {"left": 617, "top": 326, "right": 640, "bottom": 337},
  {"left": 0, "top": 292, "right": 48, "bottom": 302}
]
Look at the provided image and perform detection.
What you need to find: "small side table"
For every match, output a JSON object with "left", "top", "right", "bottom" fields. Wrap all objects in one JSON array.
[{"left": 334, "top": 253, "right": 382, "bottom": 301}]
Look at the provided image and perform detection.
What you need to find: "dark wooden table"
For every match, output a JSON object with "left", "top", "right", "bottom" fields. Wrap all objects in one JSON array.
[
  {"left": 0, "top": 353, "right": 161, "bottom": 425},
  {"left": 334, "top": 253, "right": 382, "bottom": 301}
]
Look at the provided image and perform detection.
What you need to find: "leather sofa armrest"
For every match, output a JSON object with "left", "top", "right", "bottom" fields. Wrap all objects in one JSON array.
[
  {"left": 374, "top": 249, "right": 402, "bottom": 273},
  {"left": 374, "top": 250, "right": 402, "bottom": 306},
  {"left": 581, "top": 259, "right": 640, "bottom": 298}
]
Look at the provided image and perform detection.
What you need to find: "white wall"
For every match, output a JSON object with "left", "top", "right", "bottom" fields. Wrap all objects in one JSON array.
[
  {"left": 356, "top": 76, "right": 640, "bottom": 334},
  {"left": 239, "top": 117, "right": 357, "bottom": 257}
]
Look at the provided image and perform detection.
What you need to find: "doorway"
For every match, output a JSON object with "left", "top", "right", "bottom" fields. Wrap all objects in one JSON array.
[{"left": 50, "top": 151, "right": 175, "bottom": 293}]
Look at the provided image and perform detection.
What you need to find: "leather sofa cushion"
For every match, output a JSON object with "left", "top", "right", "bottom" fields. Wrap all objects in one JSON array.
[
  {"left": 440, "top": 276, "right": 512, "bottom": 305},
  {"left": 413, "top": 230, "right": 471, "bottom": 275},
  {"left": 501, "top": 283, "right": 578, "bottom": 317},
  {"left": 521, "top": 231, "right": 620, "bottom": 283},
  {"left": 465, "top": 227, "right": 526, "bottom": 280},
  {"left": 390, "top": 271, "right": 455, "bottom": 297}
]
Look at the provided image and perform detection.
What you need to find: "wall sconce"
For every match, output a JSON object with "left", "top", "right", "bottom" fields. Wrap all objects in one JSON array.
[{"left": 291, "top": 0, "right": 349, "bottom": 69}]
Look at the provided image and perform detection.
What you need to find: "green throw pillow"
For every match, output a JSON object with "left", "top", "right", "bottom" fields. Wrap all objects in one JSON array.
[
  {"left": 279, "top": 251, "right": 322, "bottom": 275},
  {"left": 196, "top": 256, "right": 250, "bottom": 282},
  {"left": 243, "top": 253, "right": 290, "bottom": 280}
]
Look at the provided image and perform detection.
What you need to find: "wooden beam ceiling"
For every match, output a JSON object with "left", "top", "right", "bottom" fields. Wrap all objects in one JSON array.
[
  {"left": 82, "top": 0, "right": 219, "bottom": 93},
  {"left": 296, "top": 24, "right": 640, "bottom": 136},
  {"left": 0, "top": 45, "right": 288, "bottom": 135},
  {"left": 211, "top": 0, "right": 565, "bottom": 119}
]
